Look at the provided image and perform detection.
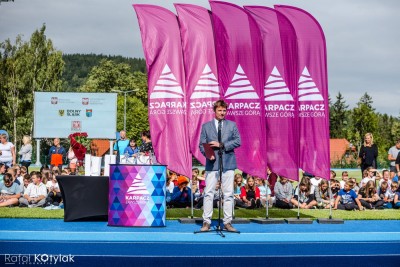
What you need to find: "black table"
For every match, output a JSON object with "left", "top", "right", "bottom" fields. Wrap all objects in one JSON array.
[{"left": 57, "top": 175, "right": 108, "bottom": 222}]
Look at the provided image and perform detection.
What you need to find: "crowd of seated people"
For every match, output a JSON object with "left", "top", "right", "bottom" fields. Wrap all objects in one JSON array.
[
  {"left": 0, "top": 163, "right": 74, "bottom": 209},
  {"left": 163, "top": 165, "right": 400, "bottom": 211}
]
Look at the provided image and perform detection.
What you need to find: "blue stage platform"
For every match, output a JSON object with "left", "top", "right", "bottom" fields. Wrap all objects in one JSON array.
[{"left": 1, "top": 218, "right": 399, "bottom": 266}]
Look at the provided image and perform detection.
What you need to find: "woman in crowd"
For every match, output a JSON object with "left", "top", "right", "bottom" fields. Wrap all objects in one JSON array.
[
  {"left": 357, "top": 180, "right": 384, "bottom": 209},
  {"left": 240, "top": 176, "right": 261, "bottom": 209},
  {"left": 18, "top": 135, "right": 32, "bottom": 172},
  {"left": 138, "top": 131, "right": 156, "bottom": 164},
  {"left": 291, "top": 177, "right": 317, "bottom": 209},
  {"left": 0, "top": 132, "right": 16, "bottom": 167},
  {"left": 358, "top": 133, "right": 378, "bottom": 176},
  {"left": 67, "top": 145, "right": 78, "bottom": 174}
]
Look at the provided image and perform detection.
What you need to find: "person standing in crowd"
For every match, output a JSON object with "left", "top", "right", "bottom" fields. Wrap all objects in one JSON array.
[
  {"left": 18, "top": 135, "right": 32, "bottom": 172},
  {"left": 139, "top": 130, "right": 153, "bottom": 154},
  {"left": 0, "top": 132, "right": 16, "bottom": 167},
  {"left": 139, "top": 130, "right": 156, "bottom": 164},
  {"left": 67, "top": 145, "right": 78, "bottom": 174},
  {"left": 358, "top": 133, "right": 378, "bottom": 176},
  {"left": 199, "top": 100, "right": 241, "bottom": 232},
  {"left": 388, "top": 139, "right": 400, "bottom": 179},
  {"left": 48, "top": 138, "right": 66, "bottom": 171},
  {"left": 114, "top": 130, "right": 129, "bottom": 163},
  {"left": 395, "top": 147, "right": 400, "bottom": 181}
]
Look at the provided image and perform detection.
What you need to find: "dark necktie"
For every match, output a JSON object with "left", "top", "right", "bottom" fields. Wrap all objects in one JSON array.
[{"left": 218, "top": 120, "right": 222, "bottom": 143}]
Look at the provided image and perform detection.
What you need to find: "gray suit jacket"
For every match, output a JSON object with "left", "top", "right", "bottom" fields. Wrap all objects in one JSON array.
[{"left": 199, "top": 119, "right": 241, "bottom": 171}]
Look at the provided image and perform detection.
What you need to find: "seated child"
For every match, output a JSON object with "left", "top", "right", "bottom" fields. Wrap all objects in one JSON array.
[
  {"left": 0, "top": 173, "right": 22, "bottom": 207},
  {"left": 233, "top": 173, "right": 245, "bottom": 207},
  {"left": 167, "top": 176, "right": 191, "bottom": 208},
  {"left": 334, "top": 180, "right": 363, "bottom": 210},
  {"left": 339, "top": 171, "right": 349, "bottom": 189},
  {"left": 314, "top": 179, "right": 333, "bottom": 209},
  {"left": 393, "top": 182, "right": 400, "bottom": 209},
  {"left": 240, "top": 176, "right": 261, "bottom": 209},
  {"left": 357, "top": 180, "right": 384, "bottom": 209},
  {"left": 348, "top": 178, "right": 360, "bottom": 194},
  {"left": 274, "top": 176, "right": 293, "bottom": 209},
  {"left": 45, "top": 170, "right": 62, "bottom": 206},
  {"left": 19, "top": 172, "right": 47, "bottom": 208},
  {"left": 380, "top": 181, "right": 395, "bottom": 209},
  {"left": 255, "top": 177, "right": 271, "bottom": 207},
  {"left": 291, "top": 177, "right": 317, "bottom": 209},
  {"left": 21, "top": 174, "right": 31, "bottom": 195}
]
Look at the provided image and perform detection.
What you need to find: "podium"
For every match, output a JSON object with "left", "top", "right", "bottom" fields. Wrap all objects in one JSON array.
[{"left": 108, "top": 164, "right": 167, "bottom": 227}]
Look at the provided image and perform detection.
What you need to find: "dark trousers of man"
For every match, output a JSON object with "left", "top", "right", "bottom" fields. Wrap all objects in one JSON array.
[
  {"left": 275, "top": 199, "right": 293, "bottom": 209},
  {"left": 360, "top": 199, "right": 384, "bottom": 209},
  {"left": 337, "top": 202, "right": 356, "bottom": 210}
]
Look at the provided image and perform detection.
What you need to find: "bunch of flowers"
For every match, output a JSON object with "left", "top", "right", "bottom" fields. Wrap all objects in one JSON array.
[{"left": 68, "top": 132, "right": 89, "bottom": 161}]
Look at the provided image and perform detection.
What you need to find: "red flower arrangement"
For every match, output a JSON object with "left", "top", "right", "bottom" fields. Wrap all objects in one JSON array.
[{"left": 68, "top": 132, "right": 89, "bottom": 161}]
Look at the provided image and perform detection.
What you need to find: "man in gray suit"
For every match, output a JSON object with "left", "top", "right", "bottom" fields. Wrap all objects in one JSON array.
[{"left": 199, "top": 100, "right": 241, "bottom": 232}]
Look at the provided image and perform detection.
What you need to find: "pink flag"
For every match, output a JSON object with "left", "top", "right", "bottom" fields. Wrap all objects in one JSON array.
[
  {"left": 175, "top": 4, "right": 221, "bottom": 166},
  {"left": 210, "top": 1, "right": 267, "bottom": 178},
  {"left": 245, "top": 6, "right": 299, "bottom": 181},
  {"left": 134, "top": 5, "right": 192, "bottom": 178},
  {"left": 275, "top": 5, "right": 330, "bottom": 180}
]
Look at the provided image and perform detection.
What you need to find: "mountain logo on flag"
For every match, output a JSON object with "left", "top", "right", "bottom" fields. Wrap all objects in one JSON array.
[
  {"left": 190, "top": 64, "right": 220, "bottom": 99},
  {"left": 126, "top": 175, "right": 150, "bottom": 195},
  {"left": 298, "top": 67, "right": 324, "bottom": 101},
  {"left": 224, "top": 65, "right": 259, "bottom": 100},
  {"left": 150, "top": 64, "right": 184, "bottom": 99},
  {"left": 264, "top": 66, "right": 294, "bottom": 101}
]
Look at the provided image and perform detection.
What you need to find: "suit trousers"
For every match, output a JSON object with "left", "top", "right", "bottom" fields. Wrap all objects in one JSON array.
[{"left": 202, "top": 170, "right": 234, "bottom": 225}]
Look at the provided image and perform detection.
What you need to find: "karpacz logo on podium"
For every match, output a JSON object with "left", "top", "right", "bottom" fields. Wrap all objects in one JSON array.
[{"left": 125, "top": 177, "right": 150, "bottom": 204}]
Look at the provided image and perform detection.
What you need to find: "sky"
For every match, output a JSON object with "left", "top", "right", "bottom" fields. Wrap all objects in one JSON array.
[{"left": 0, "top": 0, "right": 399, "bottom": 116}]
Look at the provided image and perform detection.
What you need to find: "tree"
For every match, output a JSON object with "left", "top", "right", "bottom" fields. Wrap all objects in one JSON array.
[
  {"left": 118, "top": 96, "right": 149, "bottom": 143},
  {"left": 0, "top": 24, "right": 64, "bottom": 146},
  {"left": 330, "top": 92, "right": 349, "bottom": 138},
  {"left": 80, "top": 59, "right": 135, "bottom": 92},
  {"left": 80, "top": 59, "right": 149, "bottom": 141}
]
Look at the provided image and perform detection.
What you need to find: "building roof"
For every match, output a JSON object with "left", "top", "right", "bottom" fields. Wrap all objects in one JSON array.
[{"left": 330, "top": 138, "right": 355, "bottom": 162}]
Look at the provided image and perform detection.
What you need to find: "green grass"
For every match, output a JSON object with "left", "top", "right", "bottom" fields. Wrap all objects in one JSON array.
[{"left": 1, "top": 207, "right": 399, "bottom": 220}]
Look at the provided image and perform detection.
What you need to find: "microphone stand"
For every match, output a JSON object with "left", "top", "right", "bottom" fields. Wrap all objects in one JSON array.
[{"left": 195, "top": 145, "right": 240, "bottom": 237}]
